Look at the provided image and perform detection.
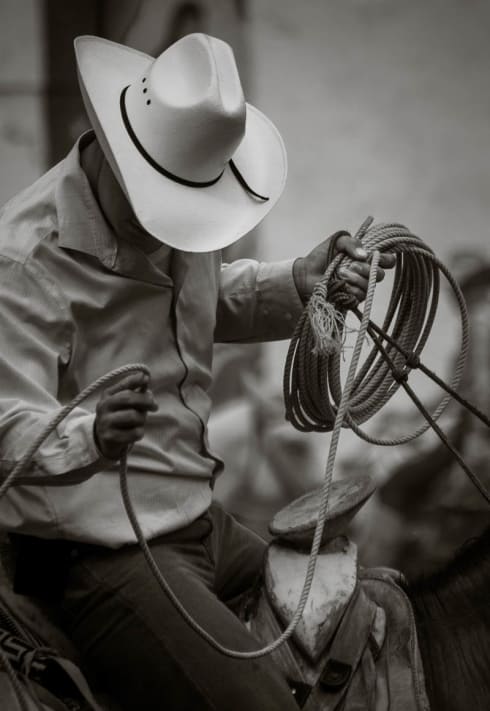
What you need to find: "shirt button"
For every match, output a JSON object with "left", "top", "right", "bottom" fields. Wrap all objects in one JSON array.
[
  {"left": 285, "top": 312, "right": 293, "bottom": 321},
  {"left": 263, "top": 308, "right": 269, "bottom": 316}
]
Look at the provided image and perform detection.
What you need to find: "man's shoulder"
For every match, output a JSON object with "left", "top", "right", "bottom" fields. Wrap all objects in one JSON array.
[{"left": 0, "top": 161, "right": 63, "bottom": 265}]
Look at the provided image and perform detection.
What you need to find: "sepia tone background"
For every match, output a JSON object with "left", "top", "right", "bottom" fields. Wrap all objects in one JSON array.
[{"left": 1, "top": 0, "right": 489, "bottom": 577}]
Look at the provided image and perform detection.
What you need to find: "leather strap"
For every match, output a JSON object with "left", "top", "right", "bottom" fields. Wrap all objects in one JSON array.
[{"left": 305, "top": 584, "right": 378, "bottom": 710}]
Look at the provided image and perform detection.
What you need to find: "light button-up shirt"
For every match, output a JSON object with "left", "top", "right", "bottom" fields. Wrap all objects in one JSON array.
[{"left": 0, "top": 133, "right": 303, "bottom": 546}]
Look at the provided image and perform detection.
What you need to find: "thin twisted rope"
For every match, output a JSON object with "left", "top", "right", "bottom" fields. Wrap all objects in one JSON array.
[{"left": 365, "top": 327, "right": 489, "bottom": 503}]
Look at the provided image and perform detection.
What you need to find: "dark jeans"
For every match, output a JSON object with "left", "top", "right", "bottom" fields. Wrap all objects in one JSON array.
[{"left": 59, "top": 503, "right": 298, "bottom": 710}]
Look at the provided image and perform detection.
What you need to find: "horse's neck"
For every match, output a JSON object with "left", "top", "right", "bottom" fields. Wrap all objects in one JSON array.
[{"left": 408, "top": 527, "right": 490, "bottom": 711}]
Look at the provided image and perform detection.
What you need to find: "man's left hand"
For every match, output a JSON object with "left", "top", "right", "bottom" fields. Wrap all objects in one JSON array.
[{"left": 293, "top": 231, "right": 396, "bottom": 305}]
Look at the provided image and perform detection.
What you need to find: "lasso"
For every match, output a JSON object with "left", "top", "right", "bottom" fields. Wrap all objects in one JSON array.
[{"left": 0, "top": 218, "right": 488, "bottom": 671}]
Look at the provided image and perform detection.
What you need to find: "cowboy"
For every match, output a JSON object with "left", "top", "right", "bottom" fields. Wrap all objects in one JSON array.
[{"left": 0, "top": 34, "right": 394, "bottom": 710}]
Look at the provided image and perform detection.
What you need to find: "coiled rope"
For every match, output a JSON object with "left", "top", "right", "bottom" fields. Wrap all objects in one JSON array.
[
  {"left": 285, "top": 217, "right": 490, "bottom": 501},
  {"left": 0, "top": 218, "right": 488, "bottom": 670}
]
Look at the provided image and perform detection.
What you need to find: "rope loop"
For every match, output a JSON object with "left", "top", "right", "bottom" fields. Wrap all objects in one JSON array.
[{"left": 285, "top": 218, "right": 467, "bottom": 443}]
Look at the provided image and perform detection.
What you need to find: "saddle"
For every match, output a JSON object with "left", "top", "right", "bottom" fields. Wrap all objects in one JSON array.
[
  {"left": 0, "top": 537, "right": 114, "bottom": 711},
  {"left": 0, "top": 474, "right": 429, "bottom": 710},
  {"left": 244, "top": 475, "right": 431, "bottom": 710}
]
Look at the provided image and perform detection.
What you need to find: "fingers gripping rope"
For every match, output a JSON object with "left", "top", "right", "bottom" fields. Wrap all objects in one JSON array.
[{"left": 0, "top": 364, "right": 151, "bottom": 502}]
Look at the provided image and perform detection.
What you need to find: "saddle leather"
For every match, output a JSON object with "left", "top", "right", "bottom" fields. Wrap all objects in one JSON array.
[
  {"left": 269, "top": 474, "right": 376, "bottom": 546},
  {"left": 264, "top": 535, "right": 358, "bottom": 662},
  {"left": 251, "top": 540, "right": 430, "bottom": 710},
  {"left": 358, "top": 568, "right": 430, "bottom": 711}
]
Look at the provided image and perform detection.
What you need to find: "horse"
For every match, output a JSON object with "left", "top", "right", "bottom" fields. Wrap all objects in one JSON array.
[{"left": 407, "top": 525, "right": 490, "bottom": 711}]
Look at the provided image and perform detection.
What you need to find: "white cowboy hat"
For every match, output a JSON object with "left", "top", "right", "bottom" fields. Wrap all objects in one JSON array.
[{"left": 74, "top": 33, "right": 287, "bottom": 252}]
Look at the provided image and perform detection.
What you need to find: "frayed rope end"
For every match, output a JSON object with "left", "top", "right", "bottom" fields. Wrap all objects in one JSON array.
[{"left": 308, "top": 292, "right": 347, "bottom": 356}]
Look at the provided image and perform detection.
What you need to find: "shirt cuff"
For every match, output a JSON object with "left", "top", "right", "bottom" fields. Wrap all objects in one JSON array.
[
  {"left": 256, "top": 259, "right": 305, "bottom": 328},
  {"left": 56, "top": 411, "right": 114, "bottom": 472}
]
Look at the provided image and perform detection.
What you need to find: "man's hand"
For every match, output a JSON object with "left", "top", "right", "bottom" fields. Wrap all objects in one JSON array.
[
  {"left": 94, "top": 372, "right": 158, "bottom": 460},
  {"left": 293, "top": 231, "right": 396, "bottom": 305}
]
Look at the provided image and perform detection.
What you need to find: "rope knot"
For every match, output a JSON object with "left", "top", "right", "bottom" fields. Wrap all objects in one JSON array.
[
  {"left": 406, "top": 352, "right": 420, "bottom": 369},
  {"left": 392, "top": 367, "right": 408, "bottom": 383}
]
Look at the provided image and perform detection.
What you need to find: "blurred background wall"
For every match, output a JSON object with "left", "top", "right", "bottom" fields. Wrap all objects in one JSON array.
[{"left": 0, "top": 0, "right": 489, "bottom": 574}]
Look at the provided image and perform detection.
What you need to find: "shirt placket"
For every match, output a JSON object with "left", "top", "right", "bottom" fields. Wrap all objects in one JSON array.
[{"left": 171, "top": 253, "right": 224, "bottom": 475}]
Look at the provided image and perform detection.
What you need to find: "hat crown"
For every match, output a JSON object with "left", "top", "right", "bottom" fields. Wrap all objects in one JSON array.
[{"left": 124, "top": 33, "right": 246, "bottom": 183}]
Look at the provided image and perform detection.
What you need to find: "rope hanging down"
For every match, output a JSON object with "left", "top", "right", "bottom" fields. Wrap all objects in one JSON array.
[{"left": 0, "top": 218, "right": 488, "bottom": 667}]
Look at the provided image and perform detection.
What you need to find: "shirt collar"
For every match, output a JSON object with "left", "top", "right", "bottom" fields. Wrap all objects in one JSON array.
[
  {"left": 55, "top": 131, "right": 173, "bottom": 288},
  {"left": 56, "top": 131, "right": 117, "bottom": 269}
]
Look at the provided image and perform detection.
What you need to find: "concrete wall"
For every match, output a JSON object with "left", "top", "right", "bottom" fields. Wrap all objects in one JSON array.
[
  {"left": 0, "top": 0, "right": 46, "bottom": 206},
  {"left": 246, "top": 0, "right": 490, "bottom": 416},
  {"left": 250, "top": 0, "right": 490, "bottom": 259}
]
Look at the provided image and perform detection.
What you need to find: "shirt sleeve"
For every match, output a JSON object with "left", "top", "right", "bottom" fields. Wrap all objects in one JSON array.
[
  {"left": 0, "top": 255, "right": 106, "bottom": 482},
  {"left": 215, "top": 258, "right": 304, "bottom": 343}
]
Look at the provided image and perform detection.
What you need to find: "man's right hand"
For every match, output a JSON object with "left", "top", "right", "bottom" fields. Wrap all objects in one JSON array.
[{"left": 94, "top": 372, "right": 158, "bottom": 460}]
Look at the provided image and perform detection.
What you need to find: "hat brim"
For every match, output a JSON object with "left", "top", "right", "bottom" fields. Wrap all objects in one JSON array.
[{"left": 74, "top": 35, "right": 287, "bottom": 253}]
